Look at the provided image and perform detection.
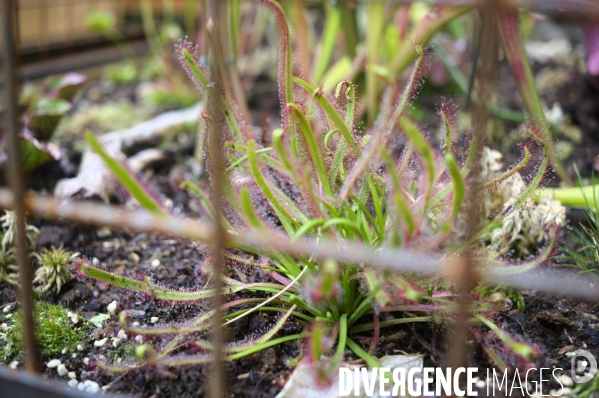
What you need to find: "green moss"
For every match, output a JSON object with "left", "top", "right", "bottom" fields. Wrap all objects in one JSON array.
[{"left": 1, "top": 302, "right": 91, "bottom": 363}]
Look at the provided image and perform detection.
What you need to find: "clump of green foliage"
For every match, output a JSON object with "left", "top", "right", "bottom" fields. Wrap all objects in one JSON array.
[
  {"left": 33, "top": 246, "right": 79, "bottom": 294},
  {"left": 77, "top": 0, "right": 560, "bottom": 378},
  {"left": 1, "top": 302, "right": 90, "bottom": 363},
  {"left": 559, "top": 173, "right": 599, "bottom": 278},
  {"left": 574, "top": 374, "right": 599, "bottom": 398},
  {"left": 0, "top": 211, "right": 39, "bottom": 286}
]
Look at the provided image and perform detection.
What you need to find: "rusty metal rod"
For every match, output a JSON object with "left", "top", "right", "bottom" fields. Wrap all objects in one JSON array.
[
  {"left": 1, "top": 0, "right": 39, "bottom": 373},
  {"left": 207, "top": 0, "right": 227, "bottom": 396},
  {"left": 0, "top": 189, "right": 597, "bottom": 301}
]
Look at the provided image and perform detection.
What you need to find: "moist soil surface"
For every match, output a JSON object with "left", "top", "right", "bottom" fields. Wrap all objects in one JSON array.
[{"left": 2, "top": 57, "right": 599, "bottom": 397}]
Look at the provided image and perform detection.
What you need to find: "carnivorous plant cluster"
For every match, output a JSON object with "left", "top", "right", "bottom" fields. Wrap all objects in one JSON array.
[
  {"left": 78, "top": 0, "right": 562, "bottom": 377},
  {"left": 33, "top": 246, "right": 79, "bottom": 294}
]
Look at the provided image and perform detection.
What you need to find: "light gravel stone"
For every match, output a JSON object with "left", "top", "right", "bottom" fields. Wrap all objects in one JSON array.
[
  {"left": 57, "top": 364, "right": 68, "bottom": 376},
  {"left": 117, "top": 329, "right": 127, "bottom": 341},
  {"left": 107, "top": 300, "right": 118, "bottom": 315},
  {"left": 150, "top": 316, "right": 159, "bottom": 324},
  {"left": 84, "top": 380, "right": 101, "bottom": 394},
  {"left": 135, "top": 335, "right": 143, "bottom": 343},
  {"left": 557, "top": 375, "right": 574, "bottom": 387},
  {"left": 68, "top": 371, "right": 77, "bottom": 380},
  {"left": 94, "top": 337, "right": 108, "bottom": 347},
  {"left": 77, "top": 344, "right": 84, "bottom": 351},
  {"left": 46, "top": 359, "right": 61, "bottom": 368},
  {"left": 9, "top": 361, "right": 18, "bottom": 369},
  {"left": 68, "top": 379, "right": 78, "bottom": 388},
  {"left": 83, "top": 357, "right": 90, "bottom": 366}
]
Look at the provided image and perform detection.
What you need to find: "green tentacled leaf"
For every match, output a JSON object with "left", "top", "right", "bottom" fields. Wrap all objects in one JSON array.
[
  {"left": 287, "top": 104, "right": 332, "bottom": 196},
  {"left": 85, "top": 131, "right": 166, "bottom": 217}
]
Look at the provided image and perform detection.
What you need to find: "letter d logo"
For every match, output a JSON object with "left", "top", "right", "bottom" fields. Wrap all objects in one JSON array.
[{"left": 571, "top": 349, "right": 597, "bottom": 384}]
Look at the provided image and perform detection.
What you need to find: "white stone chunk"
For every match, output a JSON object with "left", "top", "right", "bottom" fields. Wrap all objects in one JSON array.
[
  {"left": 57, "top": 364, "right": 68, "bottom": 376},
  {"left": 107, "top": 300, "right": 118, "bottom": 315},
  {"left": 46, "top": 359, "right": 62, "bottom": 368}
]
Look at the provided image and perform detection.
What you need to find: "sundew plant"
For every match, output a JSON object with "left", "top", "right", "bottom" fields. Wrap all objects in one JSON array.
[{"left": 78, "top": 0, "right": 561, "bottom": 377}]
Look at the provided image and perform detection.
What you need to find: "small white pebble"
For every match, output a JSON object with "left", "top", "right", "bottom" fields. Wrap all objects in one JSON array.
[
  {"left": 117, "top": 358, "right": 122, "bottom": 363},
  {"left": 476, "top": 380, "right": 486, "bottom": 389},
  {"left": 150, "top": 317, "right": 159, "bottom": 324},
  {"left": 57, "top": 364, "right": 68, "bottom": 377},
  {"left": 77, "top": 382, "right": 85, "bottom": 391},
  {"left": 62, "top": 348, "right": 67, "bottom": 354},
  {"left": 135, "top": 335, "right": 143, "bottom": 344},
  {"left": 67, "top": 312, "right": 72, "bottom": 317},
  {"left": 112, "top": 338, "right": 119, "bottom": 348},
  {"left": 98, "top": 355, "right": 106, "bottom": 360},
  {"left": 132, "top": 321, "right": 140, "bottom": 327},
  {"left": 1, "top": 323, "right": 7, "bottom": 330},
  {"left": 92, "top": 257, "right": 99, "bottom": 266},
  {"left": 68, "top": 379, "right": 78, "bottom": 388},
  {"left": 94, "top": 338, "right": 108, "bottom": 347},
  {"left": 117, "top": 329, "right": 127, "bottom": 341},
  {"left": 77, "top": 344, "right": 84, "bottom": 351},
  {"left": 68, "top": 371, "right": 77, "bottom": 380},
  {"left": 3, "top": 305, "right": 11, "bottom": 313},
  {"left": 150, "top": 258, "right": 161, "bottom": 268},
  {"left": 97, "top": 227, "right": 112, "bottom": 238},
  {"left": 46, "top": 359, "right": 62, "bottom": 368},
  {"left": 559, "top": 387, "right": 573, "bottom": 396},
  {"left": 558, "top": 374, "right": 574, "bottom": 387},
  {"left": 70, "top": 314, "right": 79, "bottom": 324},
  {"left": 83, "top": 358, "right": 90, "bottom": 366},
  {"left": 107, "top": 300, "right": 118, "bottom": 315},
  {"left": 9, "top": 361, "right": 18, "bottom": 369},
  {"left": 72, "top": 353, "right": 77, "bottom": 358},
  {"left": 5, "top": 314, "right": 12, "bottom": 319},
  {"left": 85, "top": 381, "right": 100, "bottom": 394}
]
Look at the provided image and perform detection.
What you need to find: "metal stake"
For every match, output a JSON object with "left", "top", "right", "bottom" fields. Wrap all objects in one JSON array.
[{"left": 1, "top": 0, "right": 39, "bottom": 374}]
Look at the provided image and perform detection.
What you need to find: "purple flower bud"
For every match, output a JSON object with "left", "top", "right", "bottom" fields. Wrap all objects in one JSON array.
[{"left": 583, "top": 24, "right": 599, "bottom": 76}]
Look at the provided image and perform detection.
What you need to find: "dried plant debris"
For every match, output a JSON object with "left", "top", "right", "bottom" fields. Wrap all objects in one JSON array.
[{"left": 54, "top": 103, "right": 201, "bottom": 201}]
